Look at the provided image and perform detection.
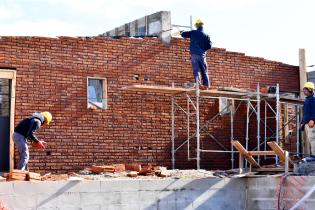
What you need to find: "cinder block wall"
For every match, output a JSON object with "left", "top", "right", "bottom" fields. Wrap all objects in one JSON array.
[{"left": 0, "top": 36, "right": 299, "bottom": 173}]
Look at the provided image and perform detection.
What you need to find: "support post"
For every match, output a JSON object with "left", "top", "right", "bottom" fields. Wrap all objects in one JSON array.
[
  {"left": 285, "top": 151, "right": 289, "bottom": 174},
  {"left": 196, "top": 82, "right": 201, "bottom": 169},
  {"left": 257, "top": 83, "right": 261, "bottom": 164},
  {"left": 276, "top": 84, "right": 280, "bottom": 164},
  {"left": 264, "top": 101, "right": 267, "bottom": 159},
  {"left": 187, "top": 96, "right": 190, "bottom": 160},
  {"left": 230, "top": 99, "right": 235, "bottom": 169},
  {"left": 299, "top": 49, "right": 307, "bottom": 100},
  {"left": 296, "top": 106, "right": 300, "bottom": 156},
  {"left": 245, "top": 100, "right": 250, "bottom": 169},
  {"left": 171, "top": 83, "right": 175, "bottom": 169}
]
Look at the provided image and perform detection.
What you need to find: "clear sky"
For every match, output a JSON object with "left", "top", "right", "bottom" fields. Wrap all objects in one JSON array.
[{"left": 0, "top": 0, "right": 314, "bottom": 68}]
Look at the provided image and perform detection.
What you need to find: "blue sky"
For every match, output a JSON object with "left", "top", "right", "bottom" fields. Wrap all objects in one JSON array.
[{"left": 0, "top": 0, "right": 314, "bottom": 67}]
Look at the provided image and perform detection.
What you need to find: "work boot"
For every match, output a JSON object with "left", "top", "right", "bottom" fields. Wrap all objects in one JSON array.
[{"left": 200, "top": 85, "right": 209, "bottom": 90}]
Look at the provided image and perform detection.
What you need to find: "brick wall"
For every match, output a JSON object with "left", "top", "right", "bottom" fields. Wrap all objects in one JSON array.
[{"left": 0, "top": 36, "right": 299, "bottom": 173}]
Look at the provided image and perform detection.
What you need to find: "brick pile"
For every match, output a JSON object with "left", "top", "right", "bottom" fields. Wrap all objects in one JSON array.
[{"left": 85, "top": 163, "right": 168, "bottom": 177}]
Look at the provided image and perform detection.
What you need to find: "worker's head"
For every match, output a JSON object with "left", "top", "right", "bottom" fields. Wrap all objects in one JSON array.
[
  {"left": 41, "top": 111, "right": 52, "bottom": 125},
  {"left": 194, "top": 19, "right": 204, "bottom": 28},
  {"left": 303, "top": 82, "right": 315, "bottom": 96}
]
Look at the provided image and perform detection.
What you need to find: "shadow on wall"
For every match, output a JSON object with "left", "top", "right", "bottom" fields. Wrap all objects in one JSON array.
[
  {"left": 36, "top": 181, "right": 81, "bottom": 209},
  {"left": 143, "top": 178, "right": 246, "bottom": 210}
]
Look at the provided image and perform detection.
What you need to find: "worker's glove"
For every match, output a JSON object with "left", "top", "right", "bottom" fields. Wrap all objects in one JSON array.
[
  {"left": 309, "top": 120, "right": 315, "bottom": 128},
  {"left": 36, "top": 141, "right": 46, "bottom": 149}
]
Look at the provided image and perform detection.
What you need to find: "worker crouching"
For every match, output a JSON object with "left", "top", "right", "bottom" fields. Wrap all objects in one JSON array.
[{"left": 13, "top": 111, "right": 52, "bottom": 170}]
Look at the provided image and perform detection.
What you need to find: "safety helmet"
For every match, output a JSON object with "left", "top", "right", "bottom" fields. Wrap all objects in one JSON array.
[
  {"left": 304, "top": 82, "right": 315, "bottom": 90},
  {"left": 194, "top": 19, "right": 204, "bottom": 28},
  {"left": 41, "top": 111, "right": 52, "bottom": 125}
]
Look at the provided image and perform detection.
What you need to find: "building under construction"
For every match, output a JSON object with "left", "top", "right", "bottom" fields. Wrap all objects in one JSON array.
[{"left": 0, "top": 11, "right": 314, "bottom": 210}]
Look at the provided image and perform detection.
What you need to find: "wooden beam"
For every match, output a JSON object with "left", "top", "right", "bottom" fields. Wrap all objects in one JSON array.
[
  {"left": 231, "top": 140, "right": 260, "bottom": 168},
  {"left": 10, "top": 71, "right": 16, "bottom": 172},
  {"left": 267, "top": 141, "right": 294, "bottom": 165},
  {"left": 248, "top": 151, "right": 276, "bottom": 156},
  {"left": 252, "top": 167, "right": 293, "bottom": 172},
  {"left": 0, "top": 69, "right": 16, "bottom": 172},
  {"left": 284, "top": 103, "right": 289, "bottom": 146},
  {"left": 299, "top": 48, "right": 307, "bottom": 99}
]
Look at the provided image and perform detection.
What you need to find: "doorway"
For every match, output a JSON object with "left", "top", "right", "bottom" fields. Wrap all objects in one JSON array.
[{"left": 0, "top": 69, "right": 16, "bottom": 172}]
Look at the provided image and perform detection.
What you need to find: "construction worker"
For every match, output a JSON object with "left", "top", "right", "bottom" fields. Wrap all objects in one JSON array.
[
  {"left": 181, "top": 19, "right": 212, "bottom": 90},
  {"left": 302, "top": 82, "right": 315, "bottom": 155},
  {"left": 13, "top": 112, "right": 52, "bottom": 170}
]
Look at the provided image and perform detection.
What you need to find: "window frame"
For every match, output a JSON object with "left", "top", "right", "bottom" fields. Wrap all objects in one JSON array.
[{"left": 87, "top": 77, "right": 108, "bottom": 110}]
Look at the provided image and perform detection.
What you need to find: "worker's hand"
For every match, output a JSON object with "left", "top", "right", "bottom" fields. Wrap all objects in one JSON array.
[
  {"left": 309, "top": 120, "right": 315, "bottom": 128},
  {"left": 36, "top": 141, "right": 46, "bottom": 149}
]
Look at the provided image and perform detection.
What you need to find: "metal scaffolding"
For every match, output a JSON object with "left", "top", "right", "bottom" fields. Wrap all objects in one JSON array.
[{"left": 124, "top": 84, "right": 303, "bottom": 170}]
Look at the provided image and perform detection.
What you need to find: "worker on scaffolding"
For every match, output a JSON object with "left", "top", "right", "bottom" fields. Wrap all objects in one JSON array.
[
  {"left": 13, "top": 112, "right": 52, "bottom": 170},
  {"left": 181, "top": 19, "right": 212, "bottom": 90},
  {"left": 302, "top": 82, "right": 315, "bottom": 155}
]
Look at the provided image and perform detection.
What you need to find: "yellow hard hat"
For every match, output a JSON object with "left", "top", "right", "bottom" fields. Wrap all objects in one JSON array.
[
  {"left": 304, "top": 82, "right": 315, "bottom": 90},
  {"left": 194, "top": 19, "right": 204, "bottom": 27},
  {"left": 41, "top": 111, "right": 52, "bottom": 125}
]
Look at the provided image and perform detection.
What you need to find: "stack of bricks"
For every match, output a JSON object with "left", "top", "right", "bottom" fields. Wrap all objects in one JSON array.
[
  {"left": 0, "top": 36, "right": 299, "bottom": 173},
  {"left": 6, "top": 170, "right": 41, "bottom": 181}
]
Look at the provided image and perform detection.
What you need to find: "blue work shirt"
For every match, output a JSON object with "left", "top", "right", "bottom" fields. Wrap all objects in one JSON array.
[
  {"left": 181, "top": 27, "right": 212, "bottom": 57},
  {"left": 303, "top": 94, "right": 315, "bottom": 125}
]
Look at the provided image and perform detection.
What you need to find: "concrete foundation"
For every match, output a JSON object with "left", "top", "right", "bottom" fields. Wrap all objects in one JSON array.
[{"left": 1, "top": 176, "right": 315, "bottom": 210}]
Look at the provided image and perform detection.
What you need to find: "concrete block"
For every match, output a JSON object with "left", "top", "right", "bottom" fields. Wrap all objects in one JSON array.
[
  {"left": 101, "top": 180, "right": 140, "bottom": 192},
  {"left": 57, "top": 192, "right": 80, "bottom": 205},
  {"left": 36, "top": 193, "right": 60, "bottom": 208},
  {"left": 120, "top": 192, "right": 139, "bottom": 204},
  {"left": 0, "top": 182, "right": 14, "bottom": 195},
  {"left": 81, "top": 204, "right": 101, "bottom": 210},
  {"left": 36, "top": 207, "right": 58, "bottom": 210},
  {"left": 247, "top": 177, "right": 279, "bottom": 188},
  {"left": 24, "top": 181, "right": 81, "bottom": 194},
  {"left": 247, "top": 199, "right": 276, "bottom": 210},
  {"left": 12, "top": 182, "right": 38, "bottom": 195},
  {"left": 80, "top": 192, "right": 105, "bottom": 206},
  {"left": 138, "top": 191, "right": 158, "bottom": 203},
  {"left": 247, "top": 189, "right": 277, "bottom": 199},
  {"left": 139, "top": 179, "right": 180, "bottom": 191},
  {"left": 2, "top": 195, "right": 37, "bottom": 209},
  {"left": 102, "top": 192, "right": 122, "bottom": 205},
  {"left": 101, "top": 204, "right": 128, "bottom": 210},
  {"left": 67, "top": 181, "right": 101, "bottom": 193}
]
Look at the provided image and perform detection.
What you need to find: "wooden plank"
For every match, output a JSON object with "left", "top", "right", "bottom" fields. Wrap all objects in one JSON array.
[
  {"left": 10, "top": 71, "right": 16, "bottom": 172},
  {"left": 267, "top": 141, "right": 294, "bottom": 165},
  {"left": 248, "top": 151, "right": 276, "bottom": 156},
  {"left": 0, "top": 69, "right": 16, "bottom": 172},
  {"left": 252, "top": 167, "right": 293, "bottom": 172},
  {"left": 123, "top": 85, "right": 256, "bottom": 98},
  {"left": 122, "top": 85, "right": 304, "bottom": 103},
  {"left": 231, "top": 140, "right": 260, "bottom": 168}
]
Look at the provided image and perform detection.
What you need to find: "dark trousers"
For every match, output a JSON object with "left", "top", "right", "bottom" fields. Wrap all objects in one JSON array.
[{"left": 191, "top": 54, "right": 210, "bottom": 87}]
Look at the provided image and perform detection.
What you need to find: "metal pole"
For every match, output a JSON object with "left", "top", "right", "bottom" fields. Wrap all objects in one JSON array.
[
  {"left": 296, "top": 105, "right": 300, "bottom": 156},
  {"left": 245, "top": 99, "right": 250, "bottom": 169},
  {"left": 276, "top": 83, "right": 280, "bottom": 164},
  {"left": 171, "top": 83, "right": 175, "bottom": 169},
  {"left": 230, "top": 99, "right": 235, "bottom": 169},
  {"left": 196, "top": 82, "right": 201, "bottom": 169},
  {"left": 187, "top": 96, "right": 190, "bottom": 160},
  {"left": 284, "top": 151, "right": 289, "bottom": 174},
  {"left": 264, "top": 101, "right": 267, "bottom": 159},
  {"left": 190, "top": 16, "right": 193, "bottom": 30},
  {"left": 257, "top": 83, "right": 261, "bottom": 164}
]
